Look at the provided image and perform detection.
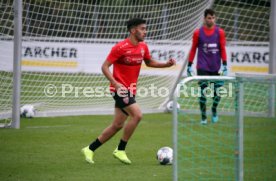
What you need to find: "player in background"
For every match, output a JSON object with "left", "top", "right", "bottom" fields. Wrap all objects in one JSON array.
[
  {"left": 82, "top": 18, "right": 175, "bottom": 164},
  {"left": 187, "top": 9, "right": 227, "bottom": 125}
]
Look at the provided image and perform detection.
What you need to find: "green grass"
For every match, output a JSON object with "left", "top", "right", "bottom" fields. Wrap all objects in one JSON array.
[
  {"left": 177, "top": 114, "right": 276, "bottom": 181},
  {"left": 0, "top": 113, "right": 173, "bottom": 181},
  {"left": 1, "top": 113, "right": 276, "bottom": 181},
  {"left": 1, "top": 72, "right": 276, "bottom": 180}
]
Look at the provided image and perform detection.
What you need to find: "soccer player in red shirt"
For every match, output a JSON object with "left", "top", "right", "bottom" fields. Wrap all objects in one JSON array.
[
  {"left": 82, "top": 18, "right": 175, "bottom": 164},
  {"left": 187, "top": 9, "right": 227, "bottom": 125}
]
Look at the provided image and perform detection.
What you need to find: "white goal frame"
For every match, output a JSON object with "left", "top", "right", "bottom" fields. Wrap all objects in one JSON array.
[
  {"left": 172, "top": 73, "right": 276, "bottom": 181},
  {"left": 3, "top": 0, "right": 275, "bottom": 129}
]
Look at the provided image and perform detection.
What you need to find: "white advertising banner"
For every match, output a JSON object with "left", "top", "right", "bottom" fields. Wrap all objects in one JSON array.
[
  {"left": 227, "top": 46, "right": 269, "bottom": 74},
  {"left": 0, "top": 40, "right": 269, "bottom": 75}
]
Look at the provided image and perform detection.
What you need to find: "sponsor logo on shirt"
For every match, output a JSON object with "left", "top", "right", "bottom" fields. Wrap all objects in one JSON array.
[
  {"left": 141, "top": 49, "right": 145, "bottom": 57},
  {"left": 203, "top": 43, "right": 219, "bottom": 54},
  {"left": 208, "top": 43, "right": 217, "bottom": 48},
  {"left": 124, "top": 57, "right": 131, "bottom": 64}
]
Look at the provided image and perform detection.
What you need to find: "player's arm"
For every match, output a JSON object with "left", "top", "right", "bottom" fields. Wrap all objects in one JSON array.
[
  {"left": 143, "top": 44, "right": 175, "bottom": 68},
  {"left": 188, "top": 29, "right": 199, "bottom": 66},
  {"left": 144, "top": 58, "right": 175, "bottom": 68},
  {"left": 187, "top": 29, "right": 199, "bottom": 76},
  {"left": 219, "top": 28, "right": 227, "bottom": 65},
  {"left": 101, "top": 60, "right": 117, "bottom": 86},
  {"left": 102, "top": 44, "right": 127, "bottom": 91},
  {"left": 101, "top": 60, "right": 127, "bottom": 92},
  {"left": 219, "top": 28, "right": 228, "bottom": 75}
]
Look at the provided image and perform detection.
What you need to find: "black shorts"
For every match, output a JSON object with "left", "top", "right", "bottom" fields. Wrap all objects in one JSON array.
[
  {"left": 197, "top": 69, "right": 223, "bottom": 87},
  {"left": 197, "top": 69, "right": 219, "bottom": 76},
  {"left": 112, "top": 91, "right": 136, "bottom": 115}
]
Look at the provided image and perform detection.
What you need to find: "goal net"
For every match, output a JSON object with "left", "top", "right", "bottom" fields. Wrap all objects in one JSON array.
[
  {"left": 0, "top": 0, "right": 270, "bottom": 121},
  {"left": 173, "top": 74, "right": 276, "bottom": 180}
]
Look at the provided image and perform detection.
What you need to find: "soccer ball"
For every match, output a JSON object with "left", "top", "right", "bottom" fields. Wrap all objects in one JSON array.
[
  {"left": 166, "top": 101, "right": 180, "bottom": 112},
  {"left": 20, "top": 104, "right": 35, "bottom": 118},
  {"left": 156, "top": 146, "right": 173, "bottom": 165}
]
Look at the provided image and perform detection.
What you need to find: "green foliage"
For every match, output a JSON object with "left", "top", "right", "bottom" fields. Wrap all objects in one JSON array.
[{"left": 0, "top": 0, "right": 270, "bottom": 41}]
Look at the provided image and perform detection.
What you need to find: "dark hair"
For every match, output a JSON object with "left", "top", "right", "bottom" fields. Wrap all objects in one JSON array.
[
  {"left": 204, "top": 9, "right": 215, "bottom": 17},
  {"left": 127, "top": 18, "right": 146, "bottom": 31}
]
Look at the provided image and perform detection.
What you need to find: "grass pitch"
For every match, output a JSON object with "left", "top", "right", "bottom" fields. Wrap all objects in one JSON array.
[
  {"left": 0, "top": 113, "right": 275, "bottom": 181},
  {"left": 0, "top": 113, "right": 173, "bottom": 181}
]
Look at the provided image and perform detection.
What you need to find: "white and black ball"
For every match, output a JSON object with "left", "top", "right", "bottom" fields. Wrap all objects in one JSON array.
[{"left": 157, "top": 146, "right": 173, "bottom": 165}]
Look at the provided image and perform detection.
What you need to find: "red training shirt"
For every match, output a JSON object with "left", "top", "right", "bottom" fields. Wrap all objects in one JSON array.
[
  {"left": 188, "top": 25, "right": 227, "bottom": 65},
  {"left": 106, "top": 38, "right": 151, "bottom": 95}
]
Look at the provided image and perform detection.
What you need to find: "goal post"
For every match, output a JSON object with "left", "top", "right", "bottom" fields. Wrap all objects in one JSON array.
[
  {"left": 269, "top": 0, "right": 276, "bottom": 118},
  {"left": 0, "top": 0, "right": 215, "bottom": 124},
  {"left": 236, "top": 76, "right": 244, "bottom": 181},
  {"left": 173, "top": 74, "right": 276, "bottom": 181},
  {"left": 11, "top": 0, "right": 23, "bottom": 129},
  {"left": 0, "top": 0, "right": 271, "bottom": 128},
  {"left": 173, "top": 76, "right": 237, "bottom": 181},
  {"left": 270, "top": 0, "right": 276, "bottom": 74}
]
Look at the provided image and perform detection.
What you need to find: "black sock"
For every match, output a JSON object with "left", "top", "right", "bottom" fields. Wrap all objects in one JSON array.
[
  {"left": 118, "top": 139, "right": 127, "bottom": 150},
  {"left": 199, "top": 81, "right": 207, "bottom": 120},
  {"left": 199, "top": 96, "right": 207, "bottom": 120},
  {"left": 89, "top": 138, "right": 102, "bottom": 152},
  {"left": 212, "top": 93, "right": 221, "bottom": 117},
  {"left": 212, "top": 107, "right": 217, "bottom": 117}
]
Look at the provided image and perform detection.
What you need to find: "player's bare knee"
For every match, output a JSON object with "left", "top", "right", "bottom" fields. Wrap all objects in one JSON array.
[{"left": 134, "top": 113, "right": 143, "bottom": 122}]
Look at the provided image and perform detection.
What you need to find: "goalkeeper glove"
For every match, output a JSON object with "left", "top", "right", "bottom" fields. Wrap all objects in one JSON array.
[
  {"left": 220, "top": 62, "right": 227, "bottom": 76},
  {"left": 222, "top": 65, "right": 228, "bottom": 76},
  {"left": 187, "top": 64, "right": 193, "bottom": 77}
]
